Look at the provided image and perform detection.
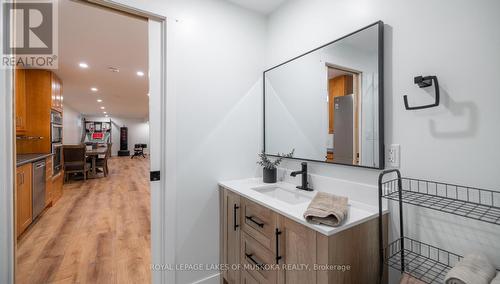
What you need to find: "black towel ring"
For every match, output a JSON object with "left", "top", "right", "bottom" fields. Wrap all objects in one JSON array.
[{"left": 403, "top": 75, "right": 440, "bottom": 110}]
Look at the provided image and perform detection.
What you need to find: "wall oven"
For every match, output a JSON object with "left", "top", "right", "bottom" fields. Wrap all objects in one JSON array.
[
  {"left": 51, "top": 111, "right": 63, "bottom": 143},
  {"left": 52, "top": 143, "right": 62, "bottom": 175}
]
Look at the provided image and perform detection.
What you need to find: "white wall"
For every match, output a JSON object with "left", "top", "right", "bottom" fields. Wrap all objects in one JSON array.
[
  {"left": 0, "top": 53, "right": 15, "bottom": 284},
  {"left": 104, "top": 1, "right": 267, "bottom": 283},
  {"left": 84, "top": 116, "right": 150, "bottom": 156},
  {"left": 30, "top": 1, "right": 497, "bottom": 284},
  {"left": 62, "top": 104, "right": 83, "bottom": 144},
  {"left": 168, "top": 3, "right": 265, "bottom": 283},
  {"left": 266, "top": 0, "right": 500, "bottom": 282}
]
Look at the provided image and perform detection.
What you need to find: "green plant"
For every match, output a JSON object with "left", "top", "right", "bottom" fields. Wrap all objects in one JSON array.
[{"left": 257, "top": 149, "right": 295, "bottom": 169}]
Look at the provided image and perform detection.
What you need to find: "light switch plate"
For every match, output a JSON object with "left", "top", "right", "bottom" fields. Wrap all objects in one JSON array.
[{"left": 387, "top": 144, "right": 400, "bottom": 168}]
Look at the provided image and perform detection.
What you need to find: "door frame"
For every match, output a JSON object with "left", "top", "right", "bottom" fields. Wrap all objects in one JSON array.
[{"left": 0, "top": 1, "right": 173, "bottom": 283}]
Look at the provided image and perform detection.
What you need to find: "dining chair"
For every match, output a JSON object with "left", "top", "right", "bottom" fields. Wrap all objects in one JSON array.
[
  {"left": 62, "top": 144, "right": 91, "bottom": 182},
  {"left": 95, "top": 143, "right": 112, "bottom": 177}
]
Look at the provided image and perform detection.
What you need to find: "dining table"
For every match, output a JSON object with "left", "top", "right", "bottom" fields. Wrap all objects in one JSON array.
[{"left": 86, "top": 146, "right": 108, "bottom": 178}]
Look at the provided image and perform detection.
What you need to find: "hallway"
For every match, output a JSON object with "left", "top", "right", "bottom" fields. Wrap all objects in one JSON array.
[{"left": 16, "top": 157, "right": 151, "bottom": 284}]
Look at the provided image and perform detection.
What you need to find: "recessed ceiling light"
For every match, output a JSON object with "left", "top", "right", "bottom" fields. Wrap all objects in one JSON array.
[
  {"left": 100, "top": 106, "right": 105, "bottom": 110},
  {"left": 147, "top": 93, "right": 150, "bottom": 97},
  {"left": 91, "top": 87, "right": 98, "bottom": 92},
  {"left": 79, "top": 62, "right": 88, "bottom": 68},
  {"left": 103, "top": 111, "right": 107, "bottom": 114},
  {"left": 136, "top": 71, "right": 144, "bottom": 77},
  {"left": 105, "top": 114, "right": 109, "bottom": 117},
  {"left": 97, "top": 99, "right": 102, "bottom": 103}
]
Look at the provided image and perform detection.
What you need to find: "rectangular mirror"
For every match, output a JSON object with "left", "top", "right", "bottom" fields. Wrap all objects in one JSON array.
[{"left": 264, "top": 21, "right": 384, "bottom": 169}]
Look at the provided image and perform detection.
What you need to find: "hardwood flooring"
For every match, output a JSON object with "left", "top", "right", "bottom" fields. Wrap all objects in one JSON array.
[{"left": 16, "top": 157, "right": 151, "bottom": 284}]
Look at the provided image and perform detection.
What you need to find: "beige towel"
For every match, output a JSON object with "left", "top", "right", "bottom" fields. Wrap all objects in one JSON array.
[
  {"left": 399, "top": 273, "right": 426, "bottom": 284},
  {"left": 491, "top": 272, "right": 500, "bottom": 284},
  {"left": 303, "top": 192, "right": 348, "bottom": 227},
  {"left": 444, "top": 254, "right": 496, "bottom": 284}
]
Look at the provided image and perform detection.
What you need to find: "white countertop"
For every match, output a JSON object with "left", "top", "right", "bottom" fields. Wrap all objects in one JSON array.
[{"left": 219, "top": 178, "right": 387, "bottom": 236}]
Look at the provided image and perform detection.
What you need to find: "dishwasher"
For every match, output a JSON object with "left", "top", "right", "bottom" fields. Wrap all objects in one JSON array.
[{"left": 32, "top": 160, "right": 46, "bottom": 219}]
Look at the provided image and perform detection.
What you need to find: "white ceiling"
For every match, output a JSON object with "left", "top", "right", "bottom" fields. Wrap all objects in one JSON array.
[
  {"left": 55, "top": 0, "right": 149, "bottom": 119},
  {"left": 225, "top": 0, "right": 288, "bottom": 14}
]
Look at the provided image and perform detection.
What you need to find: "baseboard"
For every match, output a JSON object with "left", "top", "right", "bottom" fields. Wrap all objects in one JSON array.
[{"left": 190, "top": 273, "right": 220, "bottom": 284}]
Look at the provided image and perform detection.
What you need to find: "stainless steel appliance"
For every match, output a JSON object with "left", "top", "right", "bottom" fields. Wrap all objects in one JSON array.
[
  {"left": 52, "top": 143, "right": 62, "bottom": 175},
  {"left": 51, "top": 110, "right": 63, "bottom": 174},
  {"left": 51, "top": 111, "right": 63, "bottom": 143},
  {"left": 333, "top": 95, "right": 354, "bottom": 165},
  {"left": 32, "top": 160, "right": 46, "bottom": 218}
]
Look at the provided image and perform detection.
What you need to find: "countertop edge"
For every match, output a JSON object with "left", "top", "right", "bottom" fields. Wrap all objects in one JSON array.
[
  {"left": 218, "top": 181, "right": 389, "bottom": 237},
  {"left": 16, "top": 153, "right": 54, "bottom": 167}
]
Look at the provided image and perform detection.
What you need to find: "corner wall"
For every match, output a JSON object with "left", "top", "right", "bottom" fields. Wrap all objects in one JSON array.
[
  {"left": 265, "top": 0, "right": 500, "bottom": 281},
  {"left": 62, "top": 104, "right": 83, "bottom": 144}
]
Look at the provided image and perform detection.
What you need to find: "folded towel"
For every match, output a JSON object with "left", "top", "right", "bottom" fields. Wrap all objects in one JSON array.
[
  {"left": 303, "top": 192, "right": 348, "bottom": 227},
  {"left": 491, "top": 272, "right": 500, "bottom": 284},
  {"left": 444, "top": 254, "right": 496, "bottom": 284},
  {"left": 399, "top": 273, "right": 426, "bottom": 284}
]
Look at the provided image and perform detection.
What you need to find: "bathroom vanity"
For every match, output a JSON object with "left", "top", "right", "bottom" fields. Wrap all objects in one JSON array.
[{"left": 219, "top": 179, "right": 388, "bottom": 284}]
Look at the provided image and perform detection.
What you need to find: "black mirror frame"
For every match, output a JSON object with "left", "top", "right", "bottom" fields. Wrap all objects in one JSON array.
[{"left": 263, "top": 21, "right": 385, "bottom": 170}]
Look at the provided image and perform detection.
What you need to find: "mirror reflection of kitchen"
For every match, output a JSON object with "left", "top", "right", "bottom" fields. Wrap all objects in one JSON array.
[
  {"left": 327, "top": 67, "right": 359, "bottom": 165},
  {"left": 264, "top": 23, "right": 381, "bottom": 168}
]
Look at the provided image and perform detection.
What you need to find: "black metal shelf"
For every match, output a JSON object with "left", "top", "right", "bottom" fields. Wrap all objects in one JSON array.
[
  {"left": 377, "top": 170, "right": 500, "bottom": 283},
  {"left": 386, "top": 237, "right": 462, "bottom": 284},
  {"left": 381, "top": 177, "right": 500, "bottom": 225}
]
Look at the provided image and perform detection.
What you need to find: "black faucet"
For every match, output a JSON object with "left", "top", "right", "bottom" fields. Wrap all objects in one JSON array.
[{"left": 290, "top": 162, "right": 313, "bottom": 191}]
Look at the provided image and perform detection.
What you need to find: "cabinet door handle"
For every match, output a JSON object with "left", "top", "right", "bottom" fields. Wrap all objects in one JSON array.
[
  {"left": 275, "top": 229, "right": 282, "bottom": 264},
  {"left": 233, "top": 204, "right": 240, "bottom": 231},
  {"left": 245, "top": 216, "right": 264, "bottom": 228},
  {"left": 245, "top": 253, "right": 264, "bottom": 269}
]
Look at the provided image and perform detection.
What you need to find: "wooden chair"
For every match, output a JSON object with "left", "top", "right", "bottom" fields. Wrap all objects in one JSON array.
[
  {"left": 62, "top": 144, "right": 91, "bottom": 182},
  {"left": 95, "top": 143, "right": 112, "bottom": 177}
]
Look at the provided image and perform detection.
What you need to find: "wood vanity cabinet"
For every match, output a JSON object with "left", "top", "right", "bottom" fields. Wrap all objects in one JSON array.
[
  {"left": 221, "top": 189, "right": 242, "bottom": 284},
  {"left": 220, "top": 187, "right": 387, "bottom": 284},
  {"left": 16, "top": 163, "right": 32, "bottom": 237}
]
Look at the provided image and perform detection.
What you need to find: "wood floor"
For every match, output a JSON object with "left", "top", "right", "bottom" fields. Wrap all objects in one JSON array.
[{"left": 16, "top": 157, "right": 151, "bottom": 284}]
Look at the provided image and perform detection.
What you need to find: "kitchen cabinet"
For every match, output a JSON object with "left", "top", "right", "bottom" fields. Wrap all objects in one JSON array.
[
  {"left": 221, "top": 189, "right": 241, "bottom": 284},
  {"left": 220, "top": 187, "right": 387, "bottom": 284},
  {"left": 17, "top": 69, "right": 63, "bottom": 154},
  {"left": 16, "top": 163, "right": 32, "bottom": 237},
  {"left": 15, "top": 69, "right": 27, "bottom": 135},
  {"left": 51, "top": 73, "right": 63, "bottom": 112},
  {"left": 45, "top": 157, "right": 53, "bottom": 206},
  {"left": 52, "top": 172, "right": 63, "bottom": 205}
]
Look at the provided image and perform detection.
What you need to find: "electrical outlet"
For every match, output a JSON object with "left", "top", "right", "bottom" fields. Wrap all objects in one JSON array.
[{"left": 387, "top": 144, "right": 400, "bottom": 168}]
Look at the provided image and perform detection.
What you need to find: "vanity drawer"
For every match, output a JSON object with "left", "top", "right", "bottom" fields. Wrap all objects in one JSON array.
[
  {"left": 241, "top": 232, "right": 277, "bottom": 284},
  {"left": 241, "top": 198, "right": 277, "bottom": 252}
]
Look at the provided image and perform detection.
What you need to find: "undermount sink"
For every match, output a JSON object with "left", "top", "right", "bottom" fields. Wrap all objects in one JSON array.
[{"left": 252, "top": 185, "right": 312, "bottom": 205}]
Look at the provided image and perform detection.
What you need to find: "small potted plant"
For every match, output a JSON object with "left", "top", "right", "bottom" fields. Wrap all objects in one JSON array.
[{"left": 257, "top": 149, "right": 295, "bottom": 183}]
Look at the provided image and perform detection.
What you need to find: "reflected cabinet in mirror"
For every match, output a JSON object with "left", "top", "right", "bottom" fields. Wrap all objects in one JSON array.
[{"left": 264, "top": 21, "right": 384, "bottom": 169}]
